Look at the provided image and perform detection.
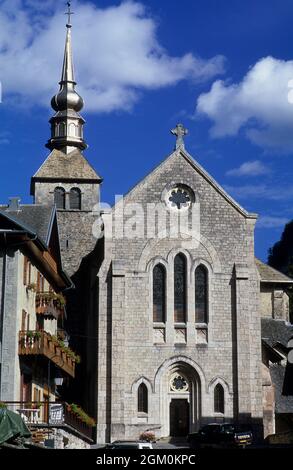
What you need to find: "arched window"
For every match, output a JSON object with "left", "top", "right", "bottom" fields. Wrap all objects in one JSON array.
[
  {"left": 59, "top": 122, "right": 66, "bottom": 136},
  {"left": 195, "top": 265, "right": 208, "bottom": 323},
  {"left": 69, "top": 123, "right": 76, "bottom": 137},
  {"left": 54, "top": 187, "right": 65, "bottom": 210},
  {"left": 174, "top": 253, "right": 187, "bottom": 323},
  {"left": 138, "top": 383, "right": 148, "bottom": 414},
  {"left": 153, "top": 264, "right": 166, "bottom": 323},
  {"left": 69, "top": 188, "right": 81, "bottom": 210},
  {"left": 214, "top": 383, "right": 224, "bottom": 414}
]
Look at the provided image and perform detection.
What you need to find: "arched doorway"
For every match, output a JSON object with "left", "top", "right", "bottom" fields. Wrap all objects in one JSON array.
[{"left": 157, "top": 360, "right": 201, "bottom": 437}]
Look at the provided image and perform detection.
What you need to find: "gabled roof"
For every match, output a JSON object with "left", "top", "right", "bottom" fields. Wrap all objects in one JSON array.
[
  {"left": 31, "top": 148, "right": 102, "bottom": 193},
  {"left": 0, "top": 204, "right": 55, "bottom": 247},
  {"left": 0, "top": 203, "right": 72, "bottom": 289},
  {"left": 116, "top": 148, "right": 257, "bottom": 219},
  {"left": 256, "top": 258, "right": 293, "bottom": 284}
]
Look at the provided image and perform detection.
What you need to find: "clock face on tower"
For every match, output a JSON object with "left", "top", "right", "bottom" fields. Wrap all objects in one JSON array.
[{"left": 167, "top": 185, "right": 193, "bottom": 210}]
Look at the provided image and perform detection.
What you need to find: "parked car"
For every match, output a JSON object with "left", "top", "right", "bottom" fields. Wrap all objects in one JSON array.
[
  {"left": 188, "top": 423, "right": 252, "bottom": 449},
  {"left": 105, "top": 440, "right": 153, "bottom": 449}
]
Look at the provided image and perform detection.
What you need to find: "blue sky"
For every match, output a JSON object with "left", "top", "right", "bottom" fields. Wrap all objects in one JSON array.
[{"left": 1, "top": 0, "right": 293, "bottom": 261}]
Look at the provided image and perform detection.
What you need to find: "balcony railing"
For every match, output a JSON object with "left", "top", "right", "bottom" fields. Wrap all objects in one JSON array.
[
  {"left": 36, "top": 292, "right": 64, "bottom": 318},
  {"left": 2, "top": 402, "right": 95, "bottom": 442},
  {"left": 19, "top": 330, "right": 76, "bottom": 377}
]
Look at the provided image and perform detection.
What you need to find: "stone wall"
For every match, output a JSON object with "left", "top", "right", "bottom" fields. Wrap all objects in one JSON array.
[
  {"left": 34, "top": 181, "right": 100, "bottom": 212},
  {"left": 0, "top": 249, "right": 20, "bottom": 401},
  {"left": 260, "top": 285, "right": 290, "bottom": 321},
  {"left": 51, "top": 427, "right": 91, "bottom": 449},
  {"left": 96, "top": 150, "right": 263, "bottom": 443}
]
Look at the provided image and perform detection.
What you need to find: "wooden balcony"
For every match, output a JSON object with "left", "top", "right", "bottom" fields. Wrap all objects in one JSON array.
[
  {"left": 36, "top": 292, "right": 64, "bottom": 319},
  {"left": 3, "top": 402, "right": 95, "bottom": 443},
  {"left": 19, "top": 331, "right": 76, "bottom": 377}
]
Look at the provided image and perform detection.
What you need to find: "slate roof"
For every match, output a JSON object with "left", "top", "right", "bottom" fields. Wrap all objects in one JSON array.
[
  {"left": 255, "top": 258, "right": 293, "bottom": 283},
  {"left": 261, "top": 318, "right": 293, "bottom": 349},
  {"left": 270, "top": 364, "right": 293, "bottom": 413},
  {"left": 31, "top": 149, "right": 102, "bottom": 183},
  {"left": 0, "top": 204, "right": 55, "bottom": 247}
]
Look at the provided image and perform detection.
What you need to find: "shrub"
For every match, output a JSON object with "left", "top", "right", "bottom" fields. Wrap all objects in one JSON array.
[
  {"left": 140, "top": 431, "right": 156, "bottom": 442},
  {"left": 66, "top": 403, "right": 96, "bottom": 427}
]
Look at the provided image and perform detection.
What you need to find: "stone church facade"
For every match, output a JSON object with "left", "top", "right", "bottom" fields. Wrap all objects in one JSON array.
[
  {"left": 94, "top": 146, "right": 263, "bottom": 442},
  {"left": 27, "top": 19, "right": 292, "bottom": 444}
]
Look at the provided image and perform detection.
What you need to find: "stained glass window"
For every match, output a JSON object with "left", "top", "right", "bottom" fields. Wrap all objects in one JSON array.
[
  {"left": 153, "top": 264, "right": 166, "bottom": 323},
  {"left": 138, "top": 383, "right": 148, "bottom": 413},
  {"left": 70, "top": 187, "right": 81, "bottom": 210},
  {"left": 195, "top": 265, "right": 208, "bottom": 323},
  {"left": 168, "top": 187, "right": 191, "bottom": 210},
  {"left": 214, "top": 383, "right": 224, "bottom": 414},
  {"left": 54, "top": 187, "right": 65, "bottom": 210},
  {"left": 174, "top": 254, "right": 187, "bottom": 323}
]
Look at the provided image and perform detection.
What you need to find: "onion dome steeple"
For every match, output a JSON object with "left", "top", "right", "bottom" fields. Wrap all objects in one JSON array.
[{"left": 46, "top": 2, "right": 87, "bottom": 153}]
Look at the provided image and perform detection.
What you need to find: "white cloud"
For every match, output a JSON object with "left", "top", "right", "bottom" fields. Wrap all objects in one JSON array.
[
  {"left": 196, "top": 56, "right": 293, "bottom": 152},
  {"left": 226, "top": 160, "right": 270, "bottom": 177},
  {"left": 0, "top": 0, "right": 225, "bottom": 112},
  {"left": 224, "top": 184, "right": 293, "bottom": 201},
  {"left": 257, "top": 216, "right": 289, "bottom": 229}
]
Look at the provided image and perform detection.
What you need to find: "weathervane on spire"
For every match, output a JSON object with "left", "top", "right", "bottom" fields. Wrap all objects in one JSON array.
[
  {"left": 65, "top": 1, "right": 74, "bottom": 28},
  {"left": 171, "top": 123, "right": 188, "bottom": 150}
]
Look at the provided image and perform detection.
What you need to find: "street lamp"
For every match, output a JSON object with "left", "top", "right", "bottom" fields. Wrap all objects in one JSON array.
[{"left": 54, "top": 370, "right": 64, "bottom": 387}]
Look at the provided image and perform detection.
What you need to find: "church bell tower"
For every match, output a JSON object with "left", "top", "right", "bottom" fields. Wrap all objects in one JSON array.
[{"left": 30, "top": 2, "right": 102, "bottom": 275}]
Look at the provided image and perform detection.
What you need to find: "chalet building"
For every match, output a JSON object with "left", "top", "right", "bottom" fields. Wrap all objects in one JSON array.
[
  {"left": 0, "top": 200, "right": 94, "bottom": 447},
  {"left": 1, "top": 9, "right": 293, "bottom": 447}
]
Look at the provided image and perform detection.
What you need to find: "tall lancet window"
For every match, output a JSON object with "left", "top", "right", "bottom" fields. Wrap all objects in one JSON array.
[
  {"left": 174, "top": 253, "right": 187, "bottom": 323},
  {"left": 138, "top": 383, "right": 148, "bottom": 414},
  {"left": 214, "top": 383, "right": 225, "bottom": 414},
  {"left": 153, "top": 264, "right": 166, "bottom": 323},
  {"left": 54, "top": 187, "right": 66, "bottom": 210},
  {"left": 69, "top": 188, "right": 81, "bottom": 210},
  {"left": 195, "top": 265, "right": 208, "bottom": 323}
]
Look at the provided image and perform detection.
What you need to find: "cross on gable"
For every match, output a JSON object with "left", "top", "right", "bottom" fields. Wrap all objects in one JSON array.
[{"left": 171, "top": 123, "right": 188, "bottom": 150}]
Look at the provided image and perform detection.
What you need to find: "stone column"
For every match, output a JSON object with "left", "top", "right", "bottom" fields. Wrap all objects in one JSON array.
[
  {"left": 0, "top": 250, "right": 19, "bottom": 401},
  {"left": 110, "top": 259, "right": 126, "bottom": 441},
  {"left": 233, "top": 263, "right": 252, "bottom": 420},
  {"left": 233, "top": 262, "right": 263, "bottom": 437}
]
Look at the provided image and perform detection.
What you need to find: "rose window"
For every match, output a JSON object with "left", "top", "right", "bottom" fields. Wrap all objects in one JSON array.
[
  {"left": 167, "top": 186, "right": 192, "bottom": 210},
  {"left": 170, "top": 374, "right": 189, "bottom": 392}
]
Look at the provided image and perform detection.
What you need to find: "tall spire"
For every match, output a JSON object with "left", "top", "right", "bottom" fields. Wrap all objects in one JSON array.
[
  {"left": 46, "top": 1, "right": 87, "bottom": 154},
  {"left": 60, "top": 24, "right": 75, "bottom": 84}
]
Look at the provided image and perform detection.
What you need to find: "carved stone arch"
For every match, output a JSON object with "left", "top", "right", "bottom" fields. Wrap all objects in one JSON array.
[
  {"left": 154, "top": 355, "right": 207, "bottom": 394},
  {"left": 191, "top": 258, "right": 214, "bottom": 277},
  {"left": 131, "top": 376, "right": 154, "bottom": 395},
  {"left": 54, "top": 186, "right": 66, "bottom": 210},
  {"left": 137, "top": 231, "right": 222, "bottom": 274},
  {"left": 167, "top": 247, "right": 192, "bottom": 269},
  {"left": 208, "top": 376, "right": 231, "bottom": 396},
  {"left": 146, "top": 256, "right": 168, "bottom": 273}
]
